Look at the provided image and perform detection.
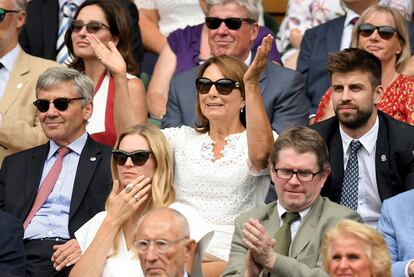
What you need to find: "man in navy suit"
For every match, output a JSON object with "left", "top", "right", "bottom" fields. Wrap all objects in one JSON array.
[
  {"left": 378, "top": 189, "right": 414, "bottom": 277},
  {"left": 0, "top": 211, "right": 25, "bottom": 277},
  {"left": 0, "top": 67, "right": 112, "bottom": 277},
  {"left": 297, "top": 0, "right": 414, "bottom": 117},
  {"left": 161, "top": 0, "right": 308, "bottom": 133},
  {"left": 311, "top": 48, "right": 414, "bottom": 228}
]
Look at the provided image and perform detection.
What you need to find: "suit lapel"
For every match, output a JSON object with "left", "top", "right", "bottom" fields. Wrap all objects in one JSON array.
[
  {"left": 375, "top": 113, "right": 389, "bottom": 202},
  {"left": 290, "top": 197, "right": 323, "bottom": 257},
  {"left": 23, "top": 143, "right": 50, "bottom": 219},
  {"left": 326, "top": 17, "right": 345, "bottom": 53},
  {"left": 0, "top": 50, "right": 30, "bottom": 112},
  {"left": 69, "top": 136, "right": 102, "bottom": 220},
  {"left": 263, "top": 203, "right": 281, "bottom": 239}
]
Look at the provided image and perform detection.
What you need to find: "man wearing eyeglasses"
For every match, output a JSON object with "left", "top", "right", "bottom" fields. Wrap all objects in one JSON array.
[
  {"left": 311, "top": 48, "right": 414, "bottom": 228},
  {"left": 0, "top": 0, "right": 60, "bottom": 166},
  {"left": 161, "top": 0, "right": 309, "bottom": 134},
  {"left": 0, "top": 66, "right": 112, "bottom": 277},
  {"left": 222, "top": 127, "right": 361, "bottom": 277},
  {"left": 136, "top": 208, "right": 196, "bottom": 277}
]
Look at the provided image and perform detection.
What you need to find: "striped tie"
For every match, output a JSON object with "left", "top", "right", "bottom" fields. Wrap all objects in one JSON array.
[{"left": 56, "top": 2, "right": 77, "bottom": 64}]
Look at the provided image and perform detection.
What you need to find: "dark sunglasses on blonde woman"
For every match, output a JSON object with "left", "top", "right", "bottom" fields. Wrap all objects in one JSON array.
[
  {"left": 112, "top": 150, "right": 152, "bottom": 166},
  {"left": 358, "top": 23, "right": 398, "bottom": 40},
  {"left": 196, "top": 77, "right": 240, "bottom": 95}
]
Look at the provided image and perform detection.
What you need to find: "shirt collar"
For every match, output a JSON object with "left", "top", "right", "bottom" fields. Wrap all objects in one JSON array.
[
  {"left": 276, "top": 201, "right": 311, "bottom": 222},
  {"left": 344, "top": 8, "right": 360, "bottom": 27},
  {"left": 339, "top": 116, "right": 379, "bottom": 155},
  {"left": 47, "top": 131, "right": 88, "bottom": 160},
  {"left": 245, "top": 51, "right": 253, "bottom": 66},
  {"left": 0, "top": 45, "right": 20, "bottom": 72}
]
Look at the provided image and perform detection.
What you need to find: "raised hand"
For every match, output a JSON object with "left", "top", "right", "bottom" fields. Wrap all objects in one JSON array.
[
  {"left": 105, "top": 176, "right": 152, "bottom": 227},
  {"left": 86, "top": 33, "right": 126, "bottom": 78},
  {"left": 243, "top": 34, "right": 273, "bottom": 85}
]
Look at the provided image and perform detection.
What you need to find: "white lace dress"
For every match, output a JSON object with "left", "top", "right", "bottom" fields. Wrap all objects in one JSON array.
[
  {"left": 134, "top": 0, "right": 204, "bottom": 36},
  {"left": 162, "top": 126, "right": 274, "bottom": 261}
]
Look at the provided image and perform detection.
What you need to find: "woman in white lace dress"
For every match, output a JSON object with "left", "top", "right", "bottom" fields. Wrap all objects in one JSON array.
[{"left": 161, "top": 35, "right": 276, "bottom": 276}]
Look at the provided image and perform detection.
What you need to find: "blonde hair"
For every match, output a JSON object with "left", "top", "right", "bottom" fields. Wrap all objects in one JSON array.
[
  {"left": 352, "top": 5, "right": 411, "bottom": 73},
  {"left": 107, "top": 124, "right": 175, "bottom": 255},
  {"left": 321, "top": 220, "right": 391, "bottom": 277}
]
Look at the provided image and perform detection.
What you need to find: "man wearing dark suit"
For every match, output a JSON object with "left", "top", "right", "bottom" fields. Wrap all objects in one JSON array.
[
  {"left": 19, "top": 0, "right": 144, "bottom": 67},
  {"left": 161, "top": 0, "right": 308, "bottom": 133},
  {"left": 222, "top": 127, "right": 361, "bottom": 276},
  {"left": 297, "top": 0, "right": 414, "bottom": 117},
  {"left": 311, "top": 48, "right": 414, "bottom": 228},
  {"left": 0, "top": 67, "right": 112, "bottom": 277},
  {"left": 0, "top": 211, "right": 26, "bottom": 277}
]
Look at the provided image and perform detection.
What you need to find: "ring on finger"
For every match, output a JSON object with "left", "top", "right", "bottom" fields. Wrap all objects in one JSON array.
[
  {"left": 134, "top": 194, "right": 140, "bottom": 202},
  {"left": 125, "top": 183, "right": 134, "bottom": 193},
  {"left": 98, "top": 55, "right": 102, "bottom": 60}
]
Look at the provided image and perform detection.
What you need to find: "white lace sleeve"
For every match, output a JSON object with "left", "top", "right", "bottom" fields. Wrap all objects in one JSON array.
[{"left": 134, "top": 0, "right": 156, "bottom": 9}]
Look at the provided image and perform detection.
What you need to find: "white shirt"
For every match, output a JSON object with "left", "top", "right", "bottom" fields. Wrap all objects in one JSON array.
[
  {"left": 340, "top": 8, "right": 359, "bottom": 50},
  {"left": 340, "top": 117, "right": 381, "bottom": 228},
  {"left": 276, "top": 201, "right": 310, "bottom": 242},
  {"left": 0, "top": 45, "right": 20, "bottom": 100}
]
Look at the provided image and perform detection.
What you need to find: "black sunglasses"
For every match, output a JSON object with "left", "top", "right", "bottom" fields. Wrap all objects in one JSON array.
[
  {"left": 205, "top": 17, "right": 256, "bottom": 30},
  {"left": 0, "top": 8, "right": 21, "bottom": 22},
  {"left": 33, "top": 97, "right": 84, "bottom": 113},
  {"left": 71, "top": 20, "right": 110, "bottom": 34},
  {"left": 196, "top": 77, "right": 240, "bottom": 95},
  {"left": 112, "top": 150, "right": 152, "bottom": 166},
  {"left": 358, "top": 23, "right": 398, "bottom": 40}
]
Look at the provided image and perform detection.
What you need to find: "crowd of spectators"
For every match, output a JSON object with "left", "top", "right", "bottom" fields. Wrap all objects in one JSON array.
[{"left": 1, "top": 0, "right": 414, "bottom": 276}]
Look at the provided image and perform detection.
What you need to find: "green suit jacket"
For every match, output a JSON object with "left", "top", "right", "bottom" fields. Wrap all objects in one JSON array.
[{"left": 221, "top": 196, "right": 362, "bottom": 277}]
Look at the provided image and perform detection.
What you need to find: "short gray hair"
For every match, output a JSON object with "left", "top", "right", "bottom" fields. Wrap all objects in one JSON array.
[
  {"left": 36, "top": 67, "right": 94, "bottom": 107},
  {"left": 206, "top": 0, "right": 259, "bottom": 21},
  {"left": 14, "top": 0, "right": 26, "bottom": 10}
]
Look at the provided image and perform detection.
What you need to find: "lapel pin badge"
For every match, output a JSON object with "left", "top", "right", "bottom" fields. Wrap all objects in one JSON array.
[
  {"left": 380, "top": 154, "right": 387, "bottom": 162},
  {"left": 90, "top": 156, "right": 97, "bottom": 162}
]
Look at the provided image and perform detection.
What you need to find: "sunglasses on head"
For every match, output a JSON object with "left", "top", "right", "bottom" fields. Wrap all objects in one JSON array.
[
  {"left": 358, "top": 23, "right": 398, "bottom": 40},
  {"left": 33, "top": 97, "right": 84, "bottom": 113},
  {"left": 196, "top": 77, "right": 240, "bottom": 95},
  {"left": 0, "top": 8, "right": 20, "bottom": 22},
  {"left": 112, "top": 150, "right": 152, "bottom": 166},
  {"left": 205, "top": 17, "right": 256, "bottom": 30},
  {"left": 71, "top": 20, "right": 110, "bottom": 34}
]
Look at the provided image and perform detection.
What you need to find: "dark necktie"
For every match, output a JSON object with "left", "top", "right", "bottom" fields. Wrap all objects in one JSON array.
[
  {"left": 340, "top": 140, "right": 362, "bottom": 210},
  {"left": 350, "top": 16, "right": 359, "bottom": 26},
  {"left": 23, "top": 147, "right": 71, "bottom": 229},
  {"left": 273, "top": 211, "right": 301, "bottom": 256}
]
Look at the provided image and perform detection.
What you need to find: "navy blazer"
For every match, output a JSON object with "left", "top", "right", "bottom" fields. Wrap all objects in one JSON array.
[
  {"left": 162, "top": 61, "right": 309, "bottom": 133},
  {"left": 19, "top": 0, "right": 144, "bottom": 67},
  {"left": 0, "top": 136, "right": 112, "bottom": 238},
  {"left": 311, "top": 111, "right": 414, "bottom": 203},
  {"left": 297, "top": 16, "right": 414, "bottom": 115},
  {"left": 0, "top": 211, "right": 25, "bottom": 277}
]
